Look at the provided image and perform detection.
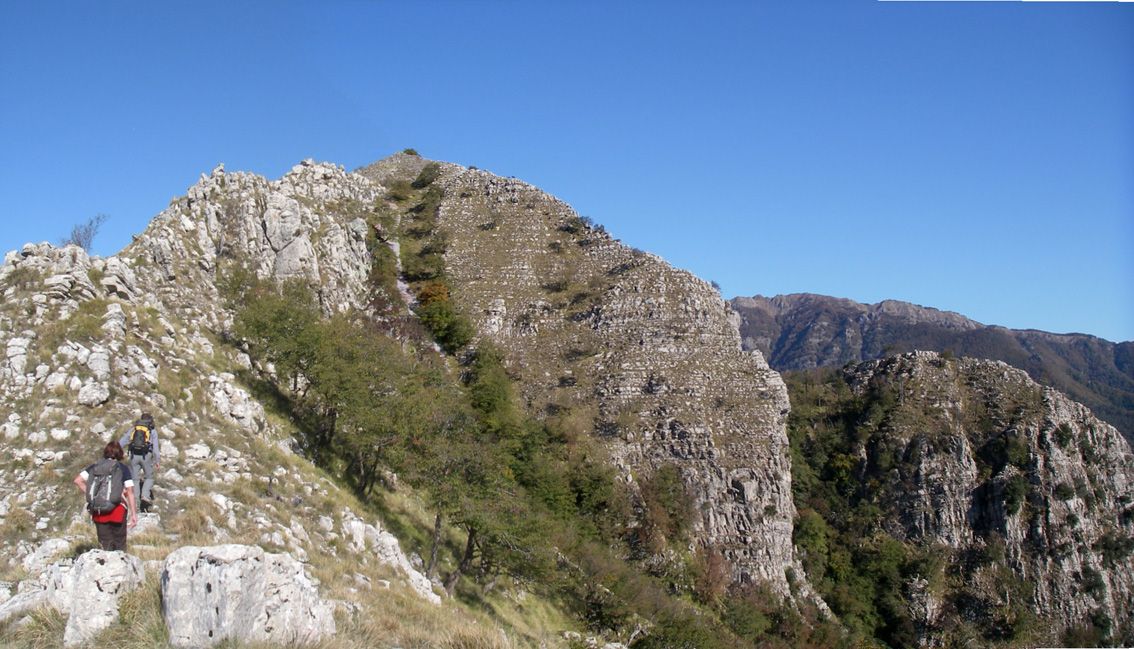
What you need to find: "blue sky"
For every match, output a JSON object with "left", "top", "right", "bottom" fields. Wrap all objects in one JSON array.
[{"left": 2, "top": 1, "right": 1131, "bottom": 342}]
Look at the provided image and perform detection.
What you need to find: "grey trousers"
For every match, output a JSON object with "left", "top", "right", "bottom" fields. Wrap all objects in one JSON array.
[{"left": 130, "top": 452, "right": 155, "bottom": 502}]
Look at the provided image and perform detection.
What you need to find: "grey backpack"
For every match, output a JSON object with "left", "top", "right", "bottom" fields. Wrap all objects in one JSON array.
[{"left": 86, "top": 459, "right": 124, "bottom": 515}]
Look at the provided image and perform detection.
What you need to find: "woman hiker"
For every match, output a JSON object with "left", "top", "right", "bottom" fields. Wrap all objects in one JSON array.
[{"left": 73, "top": 441, "right": 138, "bottom": 551}]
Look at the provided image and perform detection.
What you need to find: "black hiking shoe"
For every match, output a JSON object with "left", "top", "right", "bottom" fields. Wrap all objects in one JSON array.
[{"left": 140, "top": 499, "right": 152, "bottom": 513}]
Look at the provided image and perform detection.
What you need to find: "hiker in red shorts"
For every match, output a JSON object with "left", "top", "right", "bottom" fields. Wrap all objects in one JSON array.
[{"left": 73, "top": 441, "right": 138, "bottom": 551}]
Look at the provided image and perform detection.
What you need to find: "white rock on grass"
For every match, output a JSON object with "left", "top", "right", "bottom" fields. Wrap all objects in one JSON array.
[
  {"left": 21, "top": 537, "right": 74, "bottom": 573},
  {"left": 0, "top": 550, "right": 145, "bottom": 647},
  {"left": 342, "top": 514, "right": 440, "bottom": 604},
  {"left": 6, "top": 337, "right": 30, "bottom": 376},
  {"left": 77, "top": 382, "right": 110, "bottom": 407},
  {"left": 87, "top": 347, "right": 111, "bottom": 379},
  {"left": 63, "top": 551, "right": 145, "bottom": 647},
  {"left": 133, "top": 512, "right": 163, "bottom": 536},
  {"left": 162, "top": 544, "right": 335, "bottom": 649},
  {"left": 183, "top": 443, "right": 210, "bottom": 460}
]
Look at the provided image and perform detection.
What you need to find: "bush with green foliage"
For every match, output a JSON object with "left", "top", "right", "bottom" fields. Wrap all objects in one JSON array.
[
  {"left": 1003, "top": 473, "right": 1029, "bottom": 515},
  {"left": 1055, "top": 422, "right": 1075, "bottom": 447},
  {"left": 1054, "top": 482, "right": 1076, "bottom": 501},
  {"left": 637, "top": 465, "right": 693, "bottom": 552},
  {"left": 411, "top": 162, "right": 442, "bottom": 189},
  {"left": 416, "top": 299, "right": 473, "bottom": 353},
  {"left": 558, "top": 214, "right": 594, "bottom": 235},
  {"left": 2, "top": 265, "right": 43, "bottom": 292},
  {"left": 386, "top": 179, "right": 414, "bottom": 202}
]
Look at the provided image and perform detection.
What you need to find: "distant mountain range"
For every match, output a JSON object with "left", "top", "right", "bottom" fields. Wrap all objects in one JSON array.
[{"left": 730, "top": 293, "right": 1134, "bottom": 442}]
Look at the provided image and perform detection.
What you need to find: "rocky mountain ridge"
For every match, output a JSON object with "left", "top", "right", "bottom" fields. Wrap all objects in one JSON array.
[
  {"left": 0, "top": 161, "right": 571, "bottom": 648},
  {"left": 731, "top": 293, "right": 1134, "bottom": 443},
  {"left": 0, "top": 154, "right": 1131, "bottom": 646},
  {"left": 358, "top": 155, "right": 802, "bottom": 593}
]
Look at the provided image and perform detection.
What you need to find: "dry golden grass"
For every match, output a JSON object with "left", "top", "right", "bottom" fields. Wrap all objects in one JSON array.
[
  {"left": 0, "top": 605, "right": 67, "bottom": 649},
  {"left": 92, "top": 575, "right": 172, "bottom": 649}
]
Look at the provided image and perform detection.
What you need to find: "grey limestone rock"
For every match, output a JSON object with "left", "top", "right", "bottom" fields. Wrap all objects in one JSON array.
[
  {"left": 63, "top": 550, "right": 146, "bottom": 647},
  {"left": 0, "top": 549, "right": 144, "bottom": 647},
  {"left": 76, "top": 381, "right": 110, "bottom": 407},
  {"left": 6, "top": 336, "right": 31, "bottom": 377},
  {"left": 99, "top": 257, "right": 138, "bottom": 301},
  {"left": 161, "top": 544, "right": 335, "bottom": 649},
  {"left": 841, "top": 352, "right": 1134, "bottom": 638},
  {"left": 341, "top": 512, "right": 440, "bottom": 604},
  {"left": 207, "top": 374, "right": 265, "bottom": 431}
]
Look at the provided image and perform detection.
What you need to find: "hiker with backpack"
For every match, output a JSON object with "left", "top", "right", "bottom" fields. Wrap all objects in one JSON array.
[
  {"left": 118, "top": 412, "right": 160, "bottom": 512},
  {"left": 73, "top": 441, "right": 137, "bottom": 551}
]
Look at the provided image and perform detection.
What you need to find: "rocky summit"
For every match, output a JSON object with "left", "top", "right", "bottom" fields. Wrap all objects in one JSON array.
[
  {"left": 0, "top": 153, "right": 1131, "bottom": 648},
  {"left": 357, "top": 155, "right": 800, "bottom": 592}
]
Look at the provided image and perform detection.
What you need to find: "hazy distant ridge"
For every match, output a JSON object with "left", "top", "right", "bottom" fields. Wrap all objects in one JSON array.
[{"left": 730, "top": 293, "right": 1134, "bottom": 441}]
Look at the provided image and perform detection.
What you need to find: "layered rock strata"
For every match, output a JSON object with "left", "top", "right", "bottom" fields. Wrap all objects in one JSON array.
[{"left": 390, "top": 161, "right": 801, "bottom": 590}]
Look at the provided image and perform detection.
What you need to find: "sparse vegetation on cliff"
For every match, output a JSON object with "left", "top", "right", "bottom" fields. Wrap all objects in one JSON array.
[{"left": 785, "top": 354, "right": 1134, "bottom": 648}]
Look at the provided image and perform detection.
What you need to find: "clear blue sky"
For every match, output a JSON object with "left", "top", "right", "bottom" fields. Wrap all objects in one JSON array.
[{"left": 2, "top": 1, "right": 1131, "bottom": 342}]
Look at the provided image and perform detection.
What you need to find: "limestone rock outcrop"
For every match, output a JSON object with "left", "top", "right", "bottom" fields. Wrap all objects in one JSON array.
[
  {"left": 130, "top": 159, "right": 381, "bottom": 325},
  {"left": 161, "top": 544, "right": 336, "bottom": 649},
  {"left": 375, "top": 162, "right": 802, "bottom": 592},
  {"left": 341, "top": 510, "right": 441, "bottom": 604},
  {"left": 836, "top": 352, "right": 1134, "bottom": 640},
  {"left": 0, "top": 548, "right": 144, "bottom": 647}
]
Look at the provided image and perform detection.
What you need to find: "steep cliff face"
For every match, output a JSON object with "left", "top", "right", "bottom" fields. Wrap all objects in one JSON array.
[
  {"left": 789, "top": 351, "right": 1134, "bottom": 644},
  {"left": 731, "top": 293, "right": 1134, "bottom": 443},
  {"left": 357, "top": 157, "right": 800, "bottom": 591},
  {"left": 1, "top": 155, "right": 801, "bottom": 597}
]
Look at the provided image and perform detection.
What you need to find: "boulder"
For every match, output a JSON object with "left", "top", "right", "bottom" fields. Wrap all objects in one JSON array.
[
  {"left": 342, "top": 513, "right": 440, "bottom": 604},
  {"left": 6, "top": 336, "right": 31, "bottom": 377},
  {"left": 63, "top": 550, "right": 145, "bottom": 647},
  {"left": 99, "top": 257, "right": 137, "bottom": 301},
  {"left": 161, "top": 544, "right": 335, "bottom": 648},
  {"left": 76, "top": 381, "right": 110, "bottom": 407},
  {"left": 21, "top": 537, "right": 74, "bottom": 573},
  {"left": 0, "top": 550, "right": 144, "bottom": 646},
  {"left": 133, "top": 512, "right": 163, "bottom": 536}
]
